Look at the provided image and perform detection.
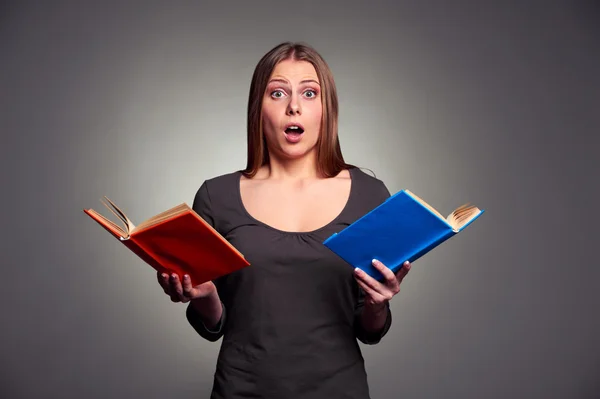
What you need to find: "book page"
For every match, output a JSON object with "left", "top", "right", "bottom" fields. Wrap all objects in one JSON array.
[
  {"left": 85, "top": 209, "right": 127, "bottom": 238},
  {"left": 447, "top": 204, "right": 481, "bottom": 231},
  {"left": 132, "top": 203, "right": 190, "bottom": 232},
  {"left": 404, "top": 190, "right": 449, "bottom": 223},
  {"left": 405, "top": 190, "right": 481, "bottom": 232},
  {"left": 101, "top": 197, "right": 135, "bottom": 235}
]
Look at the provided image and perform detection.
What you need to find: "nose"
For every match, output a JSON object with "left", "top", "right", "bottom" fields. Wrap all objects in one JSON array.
[{"left": 286, "top": 95, "right": 301, "bottom": 116}]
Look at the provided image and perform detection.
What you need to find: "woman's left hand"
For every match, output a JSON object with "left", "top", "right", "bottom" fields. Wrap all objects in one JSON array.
[{"left": 353, "top": 259, "right": 411, "bottom": 310}]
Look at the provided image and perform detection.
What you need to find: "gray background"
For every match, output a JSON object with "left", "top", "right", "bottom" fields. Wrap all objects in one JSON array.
[{"left": 1, "top": 1, "right": 599, "bottom": 398}]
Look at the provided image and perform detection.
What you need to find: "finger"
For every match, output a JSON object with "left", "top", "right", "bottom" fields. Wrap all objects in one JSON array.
[
  {"left": 356, "top": 278, "right": 387, "bottom": 303},
  {"left": 182, "top": 274, "right": 195, "bottom": 299},
  {"left": 168, "top": 273, "right": 184, "bottom": 302},
  {"left": 396, "top": 261, "right": 412, "bottom": 283},
  {"left": 370, "top": 259, "right": 397, "bottom": 282},
  {"left": 354, "top": 267, "right": 387, "bottom": 296},
  {"left": 172, "top": 274, "right": 189, "bottom": 302},
  {"left": 159, "top": 272, "right": 177, "bottom": 299},
  {"left": 157, "top": 272, "right": 170, "bottom": 292}
]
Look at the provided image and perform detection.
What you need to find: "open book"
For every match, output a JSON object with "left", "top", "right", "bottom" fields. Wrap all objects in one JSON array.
[
  {"left": 323, "top": 189, "right": 484, "bottom": 280},
  {"left": 84, "top": 197, "right": 250, "bottom": 286}
]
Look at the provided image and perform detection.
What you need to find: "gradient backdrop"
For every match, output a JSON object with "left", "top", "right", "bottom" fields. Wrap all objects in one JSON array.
[{"left": 2, "top": 1, "right": 599, "bottom": 398}]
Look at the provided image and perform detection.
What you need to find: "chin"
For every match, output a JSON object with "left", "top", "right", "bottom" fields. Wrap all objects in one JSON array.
[
  {"left": 265, "top": 132, "right": 315, "bottom": 156},
  {"left": 285, "top": 151, "right": 313, "bottom": 160},
  {"left": 277, "top": 144, "right": 317, "bottom": 160}
]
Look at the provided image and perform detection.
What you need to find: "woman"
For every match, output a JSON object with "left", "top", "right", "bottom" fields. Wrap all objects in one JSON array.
[{"left": 157, "top": 42, "right": 411, "bottom": 399}]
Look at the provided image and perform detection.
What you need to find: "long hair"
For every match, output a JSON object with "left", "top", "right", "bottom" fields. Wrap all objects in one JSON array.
[{"left": 242, "top": 42, "right": 354, "bottom": 178}]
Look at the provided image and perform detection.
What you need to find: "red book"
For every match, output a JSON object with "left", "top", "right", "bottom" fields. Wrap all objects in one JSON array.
[{"left": 84, "top": 196, "right": 250, "bottom": 286}]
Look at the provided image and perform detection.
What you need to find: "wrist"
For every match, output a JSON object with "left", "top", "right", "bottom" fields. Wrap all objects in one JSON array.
[
  {"left": 364, "top": 301, "right": 388, "bottom": 316},
  {"left": 191, "top": 289, "right": 219, "bottom": 310},
  {"left": 191, "top": 290, "right": 222, "bottom": 325},
  {"left": 360, "top": 301, "right": 388, "bottom": 334}
]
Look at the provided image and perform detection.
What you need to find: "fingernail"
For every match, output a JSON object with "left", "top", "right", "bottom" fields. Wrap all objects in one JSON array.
[
  {"left": 354, "top": 268, "right": 361, "bottom": 274},
  {"left": 184, "top": 274, "right": 189, "bottom": 279},
  {"left": 372, "top": 259, "right": 378, "bottom": 265}
]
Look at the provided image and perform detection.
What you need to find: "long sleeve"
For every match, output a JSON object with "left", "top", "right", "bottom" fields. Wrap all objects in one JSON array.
[
  {"left": 186, "top": 300, "right": 226, "bottom": 342},
  {"left": 353, "top": 286, "right": 392, "bottom": 344},
  {"left": 353, "top": 176, "right": 393, "bottom": 344},
  {"left": 185, "top": 181, "right": 227, "bottom": 341}
]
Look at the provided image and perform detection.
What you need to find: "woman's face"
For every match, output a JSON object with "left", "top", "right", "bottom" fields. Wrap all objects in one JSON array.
[{"left": 261, "top": 59, "right": 323, "bottom": 162}]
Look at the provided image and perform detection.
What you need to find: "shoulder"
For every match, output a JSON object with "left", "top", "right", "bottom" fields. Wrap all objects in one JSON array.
[
  {"left": 195, "top": 170, "right": 241, "bottom": 199},
  {"left": 339, "top": 167, "right": 391, "bottom": 222},
  {"left": 349, "top": 166, "right": 391, "bottom": 201},
  {"left": 192, "top": 170, "right": 241, "bottom": 212},
  {"left": 192, "top": 170, "right": 243, "bottom": 230},
  {"left": 204, "top": 170, "right": 242, "bottom": 186}
]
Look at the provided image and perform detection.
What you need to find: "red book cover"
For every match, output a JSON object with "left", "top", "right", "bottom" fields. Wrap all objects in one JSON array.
[{"left": 84, "top": 198, "right": 250, "bottom": 286}]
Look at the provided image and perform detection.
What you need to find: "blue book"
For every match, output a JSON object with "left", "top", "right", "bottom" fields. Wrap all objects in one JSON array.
[{"left": 323, "top": 189, "right": 484, "bottom": 280}]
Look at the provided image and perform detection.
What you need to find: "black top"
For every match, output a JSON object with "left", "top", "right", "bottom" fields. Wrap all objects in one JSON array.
[{"left": 186, "top": 167, "right": 393, "bottom": 399}]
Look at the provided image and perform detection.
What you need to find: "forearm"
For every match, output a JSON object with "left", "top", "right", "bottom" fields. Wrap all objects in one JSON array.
[
  {"left": 190, "top": 290, "right": 223, "bottom": 330},
  {"left": 359, "top": 302, "right": 389, "bottom": 333}
]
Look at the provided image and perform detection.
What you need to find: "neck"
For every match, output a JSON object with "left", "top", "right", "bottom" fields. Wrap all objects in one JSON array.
[{"left": 264, "top": 151, "right": 320, "bottom": 180}]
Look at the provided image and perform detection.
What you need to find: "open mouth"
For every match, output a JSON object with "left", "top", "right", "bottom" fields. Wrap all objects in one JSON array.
[{"left": 284, "top": 124, "right": 304, "bottom": 134}]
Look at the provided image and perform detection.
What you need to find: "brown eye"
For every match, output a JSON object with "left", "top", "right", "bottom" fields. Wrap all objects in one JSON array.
[
  {"left": 271, "top": 90, "right": 285, "bottom": 98},
  {"left": 304, "top": 90, "right": 317, "bottom": 98}
]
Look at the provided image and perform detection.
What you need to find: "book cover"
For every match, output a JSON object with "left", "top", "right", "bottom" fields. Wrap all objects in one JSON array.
[
  {"left": 323, "top": 190, "right": 484, "bottom": 280},
  {"left": 84, "top": 198, "right": 251, "bottom": 286}
]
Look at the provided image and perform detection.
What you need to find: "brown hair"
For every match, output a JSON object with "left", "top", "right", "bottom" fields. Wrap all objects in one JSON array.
[{"left": 241, "top": 41, "right": 354, "bottom": 178}]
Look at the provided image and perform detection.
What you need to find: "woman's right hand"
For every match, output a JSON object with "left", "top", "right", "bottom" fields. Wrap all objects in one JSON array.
[{"left": 157, "top": 272, "right": 216, "bottom": 303}]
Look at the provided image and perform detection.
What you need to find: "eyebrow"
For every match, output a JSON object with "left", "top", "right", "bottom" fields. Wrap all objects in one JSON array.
[{"left": 268, "top": 78, "right": 320, "bottom": 86}]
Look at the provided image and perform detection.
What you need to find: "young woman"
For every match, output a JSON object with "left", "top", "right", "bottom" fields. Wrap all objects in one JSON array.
[{"left": 157, "top": 42, "right": 411, "bottom": 399}]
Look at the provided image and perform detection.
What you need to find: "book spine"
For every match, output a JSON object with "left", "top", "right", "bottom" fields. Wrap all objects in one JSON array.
[
  {"left": 403, "top": 229, "right": 456, "bottom": 267},
  {"left": 122, "top": 237, "right": 167, "bottom": 276},
  {"left": 83, "top": 209, "right": 123, "bottom": 239}
]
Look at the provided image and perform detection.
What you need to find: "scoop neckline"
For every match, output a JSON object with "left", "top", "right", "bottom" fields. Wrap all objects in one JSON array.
[{"left": 235, "top": 167, "right": 355, "bottom": 236}]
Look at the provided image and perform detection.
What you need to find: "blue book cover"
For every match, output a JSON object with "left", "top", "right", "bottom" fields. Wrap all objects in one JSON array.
[{"left": 323, "top": 190, "right": 484, "bottom": 280}]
